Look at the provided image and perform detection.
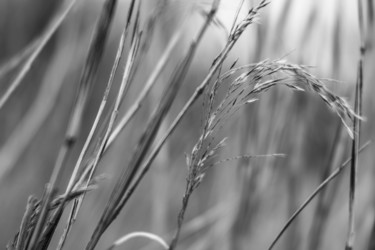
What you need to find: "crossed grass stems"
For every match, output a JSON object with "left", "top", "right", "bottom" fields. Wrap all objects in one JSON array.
[{"left": 2, "top": 0, "right": 365, "bottom": 249}]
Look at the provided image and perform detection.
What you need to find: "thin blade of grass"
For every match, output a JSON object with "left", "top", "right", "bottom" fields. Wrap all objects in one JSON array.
[
  {"left": 346, "top": 1, "right": 365, "bottom": 248},
  {"left": 0, "top": 0, "right": 76, "bottom": 111},
  {"left": 106, "top": 232, "right": 168, "bottom": 250},
  {"left": 121, "top": 1, "right": 169, "bottom": 106},
  {"left": 345, "top": 63, "right": 362, "bottom": 250},
  {"left": 268, "top": 141, "right": 371, "bottom": 250},
  {"left": 108, "top": 27, "right": 183, "bottom": 145}
]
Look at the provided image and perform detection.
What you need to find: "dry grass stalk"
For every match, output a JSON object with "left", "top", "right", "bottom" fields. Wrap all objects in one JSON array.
[
  {"left": 108, "top": 21, "right": 183, "bottom": 146},
  {"left": 55, "top": 4, "right": 138, "bottom": 248},
  {"left": 0, "top": 0, "right": 77, "bottom": 111},
  {"left": 75, "top": 5, "right": 141, "bottom": 221},
  {"left": 15, "top": 197, "right": 38, "bottom": 250},
  {"left": 7, "top": 181, "right": 98, "bottom": 250},
  {"left": 56, "top": 1, "right": 151, "bottom": 248},
  {"left": 67, "top": 3, "right": 181, "bottom": 178},
  {"left": 85, "top": 2, "right": 220, "bottom": 249},
  {"left": 26, "top": 0, "right": 118, "bottom": 249},
  {"left": 346, "top": 0, "right": 365, "bottom": 249},
  {"left": 56, "top": 4, "right": 181, "bottom": 248},
  {"left": 124, "top": 1, "right": 170, "bottom": 90}
]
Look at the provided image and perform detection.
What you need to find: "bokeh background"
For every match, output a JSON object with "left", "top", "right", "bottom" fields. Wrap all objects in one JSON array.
[{"left": 0, "top": 0, "right": 374, "bottom": 249}]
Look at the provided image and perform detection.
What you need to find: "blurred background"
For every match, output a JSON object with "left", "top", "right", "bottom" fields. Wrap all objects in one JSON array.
[{"left": 0, "top": 0, "right": 374, "bottom": 249}]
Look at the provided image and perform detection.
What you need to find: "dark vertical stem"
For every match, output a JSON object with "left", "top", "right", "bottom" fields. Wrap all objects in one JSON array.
[{"left": 346, "top": 1, "right": 364, "bottom": 249}]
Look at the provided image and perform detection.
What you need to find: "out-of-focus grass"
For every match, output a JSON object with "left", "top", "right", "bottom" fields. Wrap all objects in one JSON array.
[{"left": 0, "top": 0, "right": 374, "bottom": 250}]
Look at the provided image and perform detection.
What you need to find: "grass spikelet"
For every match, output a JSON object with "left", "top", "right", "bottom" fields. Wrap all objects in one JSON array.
[
  {"left": 123, "top": 1, "right": 271, "bottom": 222},
  {"left": 215, "top": 59, "right": 358, "bottom": 137},
  {"left": 168, "top": 55, "right": 358, "bottom": 250}
]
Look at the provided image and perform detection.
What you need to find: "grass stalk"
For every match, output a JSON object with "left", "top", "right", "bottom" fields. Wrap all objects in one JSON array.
[
  {"left": 168, "top": 184, "right": 194, "bottom": 250},
  {"left": 54, "top": 5, "right": 133, "bottom": 248},
  {"left": 26, "top": 0, "right": 118, "bottom": 249},
  {"left": 54, "top": 9, "right": 181, "bottom": 249},
  {"left": 108, "top": 27, "right": 183, "bottom": 145},
  {"left": 49, "top": 1, "right": 141, "bottom": 247},
  {"left": 268, "top": 141, "right": 371, "bottom": 250},
  {"left": 84, "top": 2, "right": 221, "bottom": 249},
  {"left": 345, "top": 0, "right": 365, "bottom": 248},
  {"left": 74, "top": 10, "right": 141, "bottom": 221}
]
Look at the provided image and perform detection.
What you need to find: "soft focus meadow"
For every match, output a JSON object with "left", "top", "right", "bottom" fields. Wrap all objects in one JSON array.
[{"left": 0, "top": 0, "right": 374, "bottom": 249}]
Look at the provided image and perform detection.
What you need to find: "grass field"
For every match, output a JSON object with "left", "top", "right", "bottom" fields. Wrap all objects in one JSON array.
[{"left": 0, "top": 0, "right": 374, "bottom": 249}]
